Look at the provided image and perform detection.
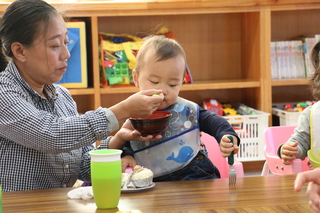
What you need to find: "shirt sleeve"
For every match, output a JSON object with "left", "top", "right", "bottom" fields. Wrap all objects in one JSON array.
[
  {"left": 277, "top": 106, "right": 311, "bottom": 160},
  {"left": 78, "top": 145, "right": 95, "bottom": 182},
  {"left": 121, "top": 141, "right": 134, "bottom": 158},
  {"left": 0, "top": 83, "right": 119, "bottom": 154},
  {"left": 199, "top": 109, "right": 240, "bottom": 145}
]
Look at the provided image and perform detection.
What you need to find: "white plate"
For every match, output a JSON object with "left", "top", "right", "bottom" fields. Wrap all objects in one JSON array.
[{"left": 121, "top": 182, "right": 155, "bottom": 193}]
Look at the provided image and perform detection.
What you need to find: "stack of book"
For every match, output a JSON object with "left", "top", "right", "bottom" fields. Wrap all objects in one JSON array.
[
  {"left": 303, "top": 37, "right": 317, "bottom": 78},
  {"left": 270, "top": 40, "right": 306, "bottom": 79},
  {"left": 270, "top": 35, "right": 320, "bottom": 79}
]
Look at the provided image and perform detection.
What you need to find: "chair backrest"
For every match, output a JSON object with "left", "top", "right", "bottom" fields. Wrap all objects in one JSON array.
[
  {"left": 201, "top": 132, "right": 229, "bottom": 178},
  {"left": 264, "top": 126, "right": 296, "bottom": 156}
]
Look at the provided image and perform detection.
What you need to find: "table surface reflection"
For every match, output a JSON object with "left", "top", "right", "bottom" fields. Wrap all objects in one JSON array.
[{"left": 2, "top": 174, "right": 313, "bottom": 213}]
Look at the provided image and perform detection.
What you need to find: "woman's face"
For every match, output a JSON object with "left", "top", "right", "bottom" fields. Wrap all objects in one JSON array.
[{"left": 20, "top": 14, "right": 70, "bottom": 87}]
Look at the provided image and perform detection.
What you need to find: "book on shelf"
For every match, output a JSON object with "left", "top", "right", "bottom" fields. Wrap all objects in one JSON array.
[
  {"left": 271, "top": 40, "right": 305, "bottom": 79},
  {"left": 270, "top": 35, "right": 320, "bottom": 80},
  {"left": 270, "top": 42, "right": 278, "bottom": 79},
  {"left": 303, "top": 37, "right": 316, "bottom": 78}
]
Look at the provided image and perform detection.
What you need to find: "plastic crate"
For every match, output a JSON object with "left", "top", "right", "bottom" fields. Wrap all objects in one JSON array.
[
  {"left": 223, "top": 108, "right": 270, "bottom": 162},
  {"left": 272, "top": 102, "right": 303, "bottom": 126},
  {"left": 272, "top": 108, "right": 301, "bottom": 126}
]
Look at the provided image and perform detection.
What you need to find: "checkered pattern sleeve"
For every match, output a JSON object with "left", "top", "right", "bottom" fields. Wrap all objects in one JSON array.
[{"left": 0, "top": 61, "right": 119, "bottom": 191}]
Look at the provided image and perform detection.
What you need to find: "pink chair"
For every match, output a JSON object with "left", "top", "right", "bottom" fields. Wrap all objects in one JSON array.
[
  {"left": 261, "top": 126, "right": 310, "bottom": 176},
  {"left": 201, "top": 132, "right": 244, "bottom": 178}
]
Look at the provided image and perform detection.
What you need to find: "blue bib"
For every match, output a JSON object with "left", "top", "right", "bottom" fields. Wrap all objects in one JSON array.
[{"left": 130, "top": 97, "right": 200, "bottom": 177}]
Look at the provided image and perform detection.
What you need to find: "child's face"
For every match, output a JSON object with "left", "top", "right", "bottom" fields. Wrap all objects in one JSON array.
[{"left": 133, "top": 50, "right": 185, "bottom": 110}]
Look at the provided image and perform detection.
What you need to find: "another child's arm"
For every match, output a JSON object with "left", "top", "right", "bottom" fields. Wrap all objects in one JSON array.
[
  {"left": 280, "top": 141, "right": 299, "bottom": 165},
  {"left": 295, "top": 168, "right": 320, "bottom": 212},
  {"left": 219, "top": 135, "right": 239, "bottom": 157}
]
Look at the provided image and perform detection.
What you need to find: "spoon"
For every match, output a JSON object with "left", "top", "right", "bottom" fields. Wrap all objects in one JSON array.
[{"left": 122, "top": 171, "right": 134, "bottom": 190}]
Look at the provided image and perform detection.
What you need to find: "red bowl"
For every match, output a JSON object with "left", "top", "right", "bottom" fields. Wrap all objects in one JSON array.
[{"left": 129, "top": 111, "right": 172, "bottom": 137}]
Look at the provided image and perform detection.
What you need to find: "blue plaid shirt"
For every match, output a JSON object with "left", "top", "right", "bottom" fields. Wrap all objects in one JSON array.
[{"left": 0, "top": 61, "right": 119, "bottom": 192}]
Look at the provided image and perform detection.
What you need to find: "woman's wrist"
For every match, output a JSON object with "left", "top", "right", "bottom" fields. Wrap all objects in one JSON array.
[
  {"left": 108, "top": 133, "right": 127, "bottom": 149},
  {"left": 109, "top": 100, "right": 130, "bottom": 124}
]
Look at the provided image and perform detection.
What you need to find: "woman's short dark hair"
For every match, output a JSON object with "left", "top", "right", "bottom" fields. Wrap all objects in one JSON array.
[{"left": 0, "top": 0, "right": 62, "bottom": 60}]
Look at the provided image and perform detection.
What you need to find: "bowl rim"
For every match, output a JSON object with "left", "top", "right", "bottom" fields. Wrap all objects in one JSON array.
[{"left": 129, "top": 111, "right": 172, "bottom": 120}]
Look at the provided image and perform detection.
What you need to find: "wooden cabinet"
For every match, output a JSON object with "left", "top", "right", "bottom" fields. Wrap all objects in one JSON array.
[
  {"left": 1, "top": 0, "right": 320, "bottom": 118},
  {"left": 271, "top": 7, "right": 320, "bottom": 104}
]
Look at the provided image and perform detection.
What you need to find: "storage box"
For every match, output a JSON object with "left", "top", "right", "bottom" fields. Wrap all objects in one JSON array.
[
  {"left": 272, "top": 108, "right": 301, "bottom": 126},
  {"left": 272, "top": 102, "right": 305, "bottom": 126},
  {"left": 223, "top": 107, "right": 270, "bottom": 162}
]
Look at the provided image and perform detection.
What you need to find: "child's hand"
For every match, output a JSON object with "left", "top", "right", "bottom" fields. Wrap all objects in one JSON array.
[
  {"left": 111, "top": 120, "right": 163, "bottom": 149},
  {"left": 219, "top": 135, "right": 239, "bottom": 157},
  {"left": 280, "top": 141, "right": 299, "bottom": 165},
  {"left": 121, "top": 155, "right": 137, "bottom": 172}
]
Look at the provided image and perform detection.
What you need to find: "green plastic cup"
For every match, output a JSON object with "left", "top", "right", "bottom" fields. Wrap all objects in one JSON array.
[
  {"left": 89, "top": 149, "right": 123, "bottom": 209},
  {"left": 307, "top": 150, "right": 320, "bottom": 168}
]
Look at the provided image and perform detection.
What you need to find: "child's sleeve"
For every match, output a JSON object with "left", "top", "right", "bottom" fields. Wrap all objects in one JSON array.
[
  {"left": 199, "top": 108, "right": 240, "bottom": 145},
  {"left": 282, "top": 107, "right": 311, "bottom": 160},
  {"left": 121, "top": 141, "right": 135, "bottom": 158}
]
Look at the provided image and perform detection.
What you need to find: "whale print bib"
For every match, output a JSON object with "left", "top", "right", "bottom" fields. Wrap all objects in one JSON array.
[{"left": 130, "top": 97, "right": 200, "bottom": 177}]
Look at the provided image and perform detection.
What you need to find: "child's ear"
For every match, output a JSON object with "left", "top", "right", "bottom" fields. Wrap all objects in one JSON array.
[{"left": 132, "top": 69, "right": 139, "bottom": 87}]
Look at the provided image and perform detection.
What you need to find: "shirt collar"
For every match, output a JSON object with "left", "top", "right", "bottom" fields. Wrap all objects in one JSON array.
[{"left": 7, "top": 60, "right": 58, "bottom": 100}]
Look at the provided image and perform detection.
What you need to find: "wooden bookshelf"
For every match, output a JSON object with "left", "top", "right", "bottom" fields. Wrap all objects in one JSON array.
[{"left": 1, "top": 0, "right": 319, "bottom": 116}]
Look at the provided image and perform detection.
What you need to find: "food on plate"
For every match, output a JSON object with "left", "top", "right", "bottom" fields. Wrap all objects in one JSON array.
[
  {"left": 131, "top": 165, "right": 153, "bottom": 188},
  {"left": 121, "top": 172, "right": 130, "bottom": 187}
]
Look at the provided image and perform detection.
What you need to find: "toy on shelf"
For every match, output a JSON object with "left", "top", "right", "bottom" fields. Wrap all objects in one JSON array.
[
  {"left": 283, "top": 104, "right": 294, "bottom": 111},
  {"left": 235, "top": 104, "right": 258, "bottom": 115},
  {"left": 223, "top": 108, "right": 239, "bottom": 116},
  {"left": 99, "top": 27, "right": 193, "bottom": 87},
  {"left": 99, "top": 33, "right": 144, "bottom": 87},
  {"left": 282, "top": 101, "right": 315, "bottom": 112},
  {"left": 203, "top": 98, "right": 223, "bottom": 116},
  {"left": 203, "top": 99, "right": 258, "bottom": 116}
]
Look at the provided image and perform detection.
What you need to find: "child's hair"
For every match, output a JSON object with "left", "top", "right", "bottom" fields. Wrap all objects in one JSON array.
[
  {"left": 310, "top": 41, "right": 320, "bottom": 100},
  {"left": 135, "top": 36, "right": 186, "bottom": 72}
]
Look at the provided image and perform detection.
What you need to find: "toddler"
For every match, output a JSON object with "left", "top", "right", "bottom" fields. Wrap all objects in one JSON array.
[{"left": 121, "top": 36, "right": 240, "bottom": 181}]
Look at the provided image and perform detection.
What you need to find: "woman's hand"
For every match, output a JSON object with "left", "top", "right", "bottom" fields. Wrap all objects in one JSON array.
[
  {"left": 125, "top": 90, "right": 164, "bottom": 118},
  {"left": 108, "top": 120, "right": 162, "bottom": 149},
  {"left": 110, "top": 89, "right": 164, "bottom": 123}
]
